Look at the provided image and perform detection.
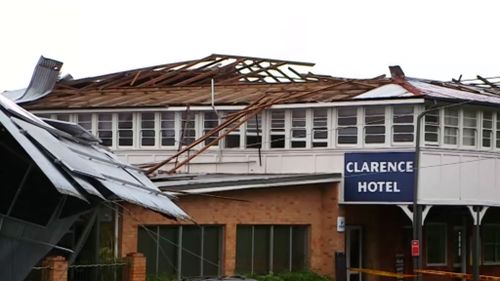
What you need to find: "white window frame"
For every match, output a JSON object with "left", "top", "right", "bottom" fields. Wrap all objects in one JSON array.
[
  {"left": 138, "top": 112, "right": 158, "bottom": 148},
  {"left": 442, "top": 108, "right": 460, "bottom": 148},
  {"left": 461, "top": 109, "right": 478, "bottom": 148},
  {"left": 391, "top": 105, "right": 415, "bottom": 145},
  {"left": 290, "top": 109, "right": 307, "bottom": 149},
  {"left": 117, "top": 112, "right": 135, "bottom": 148},
  {"left": 269, "top": 109, "right": 286, "bottom": 149},
  {"left": 311, "top": 108, "right": 329, "bottom": 148},
  {"left": 481, "top": 111, "right": 494, "bottom": 150},
  {"left": 336, "top": 106, "right": 359, "bottom": 146},
  {"left": 363, "top": 106, "right": 386, "bottom": 146}
]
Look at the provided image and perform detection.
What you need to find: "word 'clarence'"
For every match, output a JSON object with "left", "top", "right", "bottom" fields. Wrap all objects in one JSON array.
[{"left": 345, "top": 161, "right": 414, "bottom": 173}]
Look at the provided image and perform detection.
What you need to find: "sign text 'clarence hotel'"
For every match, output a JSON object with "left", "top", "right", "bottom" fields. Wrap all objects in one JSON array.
[{"left": 344, "top": 152, "right": 415, "bottom": 202}]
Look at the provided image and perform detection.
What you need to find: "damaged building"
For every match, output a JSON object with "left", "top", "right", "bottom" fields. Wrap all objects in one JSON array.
[{"left": 6, "top": 54, "right": 500, "bottom": 281}]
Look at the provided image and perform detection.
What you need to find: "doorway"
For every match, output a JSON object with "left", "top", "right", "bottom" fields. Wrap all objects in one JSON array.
[{"left": 346, "top": 226, "right": 363, "bottom": 281}]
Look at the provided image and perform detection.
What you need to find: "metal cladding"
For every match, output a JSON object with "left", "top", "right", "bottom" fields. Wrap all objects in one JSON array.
[{"left": 0, "top": 94, "right": 189, "bottom": 220}]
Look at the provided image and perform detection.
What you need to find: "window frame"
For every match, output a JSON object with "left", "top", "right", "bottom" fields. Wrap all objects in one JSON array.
[
  {"left": 336, "top": 106, "right": 359, "bottom": 146},
  {"left": 392, "top": 105, "right": 415, "bottom": 144},
  {"left": 138, "top": 224, "right": 224, "bottom": 279},
  {"left": 235, "top": 224, "right": 309, "bottom": 275},
  {"left": 363, "top": 106, "right": 386, "bottom": 145}
]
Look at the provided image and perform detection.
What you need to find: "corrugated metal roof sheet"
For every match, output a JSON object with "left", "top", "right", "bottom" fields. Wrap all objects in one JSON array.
[{"left": 0, "top": 94, "right": 189, "bottom": 220}]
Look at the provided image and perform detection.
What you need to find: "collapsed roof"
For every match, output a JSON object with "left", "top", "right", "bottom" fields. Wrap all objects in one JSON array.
[
  {"left": 0, "top": 93, "right": 189, "bottom": 219},
  {"left": 7, "top": 55, "right": 500, "bottom": 110}
]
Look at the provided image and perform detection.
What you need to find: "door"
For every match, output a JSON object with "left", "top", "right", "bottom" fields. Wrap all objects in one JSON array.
[{"left": 346, "top": 226, "right": 363, "bottom": 281}]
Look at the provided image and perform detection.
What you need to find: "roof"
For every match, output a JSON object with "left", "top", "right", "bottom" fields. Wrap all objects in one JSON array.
[
  {"left": 7, "top": 54, "right": 500, "bottom": 110},
  {"left": 153, "top": 173, "right": 341, "bottom": 194},
  {"left": 0, "top": 94, "right": 189, "bottom": 220}
]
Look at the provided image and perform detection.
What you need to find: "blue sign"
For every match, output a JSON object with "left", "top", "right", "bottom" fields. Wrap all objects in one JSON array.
[{"left": 344, "top": 152, "right": 415, "bottom": 202}]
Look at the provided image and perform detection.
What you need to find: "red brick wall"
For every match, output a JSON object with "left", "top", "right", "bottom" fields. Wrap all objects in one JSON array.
[{"left": 119, "top": 182, "right": 344, "bottom": 277}]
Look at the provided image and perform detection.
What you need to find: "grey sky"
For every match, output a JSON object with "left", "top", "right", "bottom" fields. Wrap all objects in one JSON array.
[{"left": 1, "top": 0, "right": 499, "bottom": 91}]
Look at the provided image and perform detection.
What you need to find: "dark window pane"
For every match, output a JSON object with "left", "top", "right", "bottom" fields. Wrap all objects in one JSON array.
[
  {"left": 225, "top": 135, "right": 240, "bottom": 148},
  {"left": 138, "top": 226, "right": 158, "bottom": 277},
  {"left": 158, "top": 227, "right": 178, "bottom": 278},
  {"left": 253, "top": 226, "right": 270, "bottom": 274},
  {"left": 203, "top": 226, "right": 221, "bottom": 276},
  {"left": 271, "top": 135, "right": 285, "bottom": 148},
  {"left": 291, "top": 227, "right": 308, "bottom": 271},
  {"left": 273, "top": 226, "right": 291, "bottom": 273},
  {"left": 236, "top": 226, "right": 253, "bottom": 274},
  {"left": 181, "top": 226, "right": 202, "bottom": 277}
]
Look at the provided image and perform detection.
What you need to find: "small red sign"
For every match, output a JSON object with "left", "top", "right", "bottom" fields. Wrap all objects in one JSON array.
[{"left": 411, "top": 240, "right": 420, "bottom": 257}]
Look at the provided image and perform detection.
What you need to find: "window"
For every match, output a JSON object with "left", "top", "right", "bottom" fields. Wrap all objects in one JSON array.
[
  {"left": 224, "top": 112, "right": 241, "bottom": 148},
  {"left": 463, "top": 110, "right": 477, "bottom": 146},
  {"left": 118, "top": 113, "right": 134, "bottom": 146},
  {"left": 140, "top": 112, "right": 156, "bottom": 147},
  {"left": 138, "top": 225, "right": 222, "bottom": 279},
  {"left": 312, "top": 109, "right": 328, "bottom": 148},
  {"left": 97, "top": 113, "right": 113, "bottom": 146},
  {"left": 291, "top": 110, "right": 306, "bottom": 148},
  {"left": 364, "top": 106, "right": 385, "bottom": 144},
  {"left": 482, "top": 112, "right": 493, "bottom": 148},
  {"left": 424, "top": 109, "right": 440, "bottom": 144},
  {"left": 497, "top": 113, "right": 500, "bottom": 149},
  {"left": 204, "top": 112, "right": 219, "bottom": 146},
  {"left": 55, "top": 114, "right": 70, "bottom": 122},
  {"left": 235, "top": 225, "right": 308, "bottom": 274},
  {"left": 483, "top": 224, "right": 500, "bottom": 264},
  {"left": 337, "top": 107, "right": 358, "bottom": 144},
  {"left": 246, "top": 114, "right": 261, "bottom": 149},
  {"left": 444, "top": 108, "right": 459, "bottom": 145},
  {"left": 426, "top": 224, "right": 447, "bottom": 265},
  {"left": 76, "top": 113, "right": 92, "bottom": 133},
  {"left": 180, "top": 111, "right": 196, "bottom": 146},
  {"left": 393, "top": 106, "right": 414, "bottom": 143},
  {"left": 160, "top": 112, "right": 176, "bottom": 146},
  {"left": 270, "top": 110, "right": 285, "bottom": 148}
]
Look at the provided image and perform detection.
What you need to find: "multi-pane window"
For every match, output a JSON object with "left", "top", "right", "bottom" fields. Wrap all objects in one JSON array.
[
  {"left": 337, "top": 107, "right": 358, "bottom": 144},
  {"left": 426, "top": 224, "right": 447, "bottom": 265},
  {"left": 224, "top": 112, "right": 241, "bottom": 149},
  {"left": 97, "top": 113, "right": 113, "bottom": 146},
  {"left": 291, "top": 110, "right": 307, "bottom": 148},
  {"left": 204, "top": 112, "right": 219, "bottom": 146},
  {"left": 364, "top": 106, "right": 385, "bottom": 144},
  {"left": 160, "top": 112, "right": 176, "bottom": 146},
  {"left": 118, "top": 113, "right": 134, "bottom": 146},
  {"left": 482, "top": 112, "right": 493, "bottom": 148},
  {"left": 424, "top": 109, "right": 440, "bottom": 144},
  {"left": 138, "top": 225, "right": 222, "bottom": 279},
  {"left": 140, "top": 112, "right": 156, "bottom": 147},
  {"left": 312, "top": 109, "right": 328, "bottom": 148},
  {"left": 482, "top": 224, "right": 500, "bottom": 263},
  {"left": 180, "top": 111, "right": 196, "bottom": 146},
  {"left": 393, "top": 106, "right": 414, "bottom": 143},
  {"left": 270, "top": 110, "right": 285, "bottom": 148},
  {"left": 235, "top": 225, "right": 308, "bottom": 275},
  {"left": 246, "top": 114, "right": 261, "bottom": 149},
  {"left": 444, "top": 108, "right": 459, "bottom": 145},
  {"left": 462, "top": 110, "right": 477, "bottom": 146},
  {"left": 497, "top": 113, "right": 500, "bottom": 149},
  {"left": 76, "top": 113, "right": 92, "bottom": 133}
]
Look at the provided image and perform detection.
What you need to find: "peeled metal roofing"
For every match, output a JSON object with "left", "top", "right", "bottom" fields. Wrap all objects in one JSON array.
[{"left": 0, "top": 94, "right": 189, "bottom": 220}]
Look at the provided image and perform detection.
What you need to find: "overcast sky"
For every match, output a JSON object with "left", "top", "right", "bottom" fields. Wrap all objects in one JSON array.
[{"left": 1, "top": 0, "right": 499, "bottom": 91}]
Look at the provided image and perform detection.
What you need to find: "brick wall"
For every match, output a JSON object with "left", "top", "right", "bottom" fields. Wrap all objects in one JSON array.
[{"left": 120, "top": 182, "right": 343, "bottom": 277}]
